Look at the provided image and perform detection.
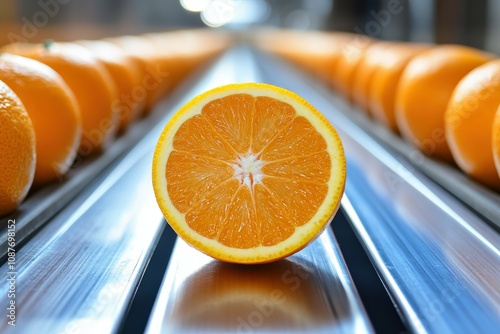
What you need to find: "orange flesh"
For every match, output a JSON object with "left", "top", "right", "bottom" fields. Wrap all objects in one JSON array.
[{"left": 165, "top": 94, "right": 331, "bottom": 248}]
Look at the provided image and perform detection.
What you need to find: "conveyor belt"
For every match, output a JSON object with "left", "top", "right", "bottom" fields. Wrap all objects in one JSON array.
[
  {"left": 1, "top": 45, "right": 499, "bottom": 334},
  {"left": 254, "top": 50, "right": 500, "bottom": 333},
  {"left": 145, "top": 46, "right": 373, "bottom": 333}
]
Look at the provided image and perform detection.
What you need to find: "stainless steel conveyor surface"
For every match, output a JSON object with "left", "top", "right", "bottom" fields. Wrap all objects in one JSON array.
[
  {"left": 1, "top": 45, "right": 499, "bottom": 334},
  {"left": 253, "top": 50, "right": 500, "bottom": 334}
]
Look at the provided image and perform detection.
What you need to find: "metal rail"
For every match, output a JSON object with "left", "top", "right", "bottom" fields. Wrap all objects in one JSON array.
[
  {"left": 254, "top": 50, "right": 500, "bottom": 334},
  {"left": 2, "top": 45, "right": 498, "bottom": 334},
  {"left": 145, "top": 46, "right": 373, "bottom": 334}
]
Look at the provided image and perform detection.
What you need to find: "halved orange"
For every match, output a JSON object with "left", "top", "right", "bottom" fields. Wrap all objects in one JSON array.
[{"left": 152, "top": 83, "right": 346, "bottom": 264}]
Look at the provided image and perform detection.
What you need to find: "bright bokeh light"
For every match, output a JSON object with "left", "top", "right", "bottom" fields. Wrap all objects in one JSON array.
[
  {"left": 229, "top": 0, "right": 269, "bottom": 25},
  {"left": 180, "top": 0, "right": 211, "bottom": 12},
  {"left": 201, "top": 0, "right": 237, "bottom": 27},
  {"left": 199, "top": 0, "right": 269, "bottom": 28}
]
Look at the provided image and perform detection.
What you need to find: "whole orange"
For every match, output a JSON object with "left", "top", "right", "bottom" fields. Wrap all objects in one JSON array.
[
  {"left": 2, "top": 41, "right": 119, "bottom": 154},
  {"left": 331, "top": 34, "right": 376, "bottom": 101},
  {"left": 0, "top": 80, "right": 36, "bottom": 216},
  {"left": 351, "top": 41, "right": 393, "bottom": 113},
  {"left": 76, "top": 39, "right": 144, "bottom": 133},
  {"left": 395, "top": 45, "right": 493, "bottom": 161},
  {"left": 368, "top": 43, "right": 430, "bottom": 132},
  {"left": 493, "top": 107, "right": 500, "bottom": 179},
  {"left": 105, "top": 35, "right": 163, "bottom": 114},
  {"left": 445, "top": 59, "right": 500, "bottom": 189},
  {"left": 0, "top": 53, "right": 81, "bottom": 185}
]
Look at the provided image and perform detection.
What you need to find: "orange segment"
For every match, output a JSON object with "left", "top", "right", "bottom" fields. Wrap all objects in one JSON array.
[
  {"left": 166, "top": 151, "right": 235, "bottom": 213},
  {"left": 217, "top": 185, "right": 259, "bottom": 248},
  {"left": 185, "top": 179, "right": 241, "bottom": 240},
  {"left": 202, "top": 94, "right": 254, "bottom": 154},
  {"left": 261, "top": 116, "right": 327, "bottom": 161},
  {"left": 152, "top": 83, "right": 346, "bottom": 264},
  {"left": 172, "top": 114, "right": 237, "bottom": 161},
  {"left": 262, "top": 152, "right": 331, "bottom": 182},
  {"left": 254, "top": 184, "right": 294, "bottom": 246},
  {"left": 261, "top": 177, "right": 329, "bottom": 228},
  {"left": 252, "top": 96, "right": 296, "bottom": 153}
]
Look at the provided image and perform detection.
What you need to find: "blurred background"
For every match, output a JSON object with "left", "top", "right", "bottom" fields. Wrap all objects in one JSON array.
[{"left": 1, "top": 0, "right": 499, "bottom": 52}]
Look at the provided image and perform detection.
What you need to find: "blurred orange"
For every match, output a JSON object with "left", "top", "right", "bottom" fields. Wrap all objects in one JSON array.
[
  {"left": 77, "top": 39, "right": 144, "bottom": 133},
  {"left": 331, "top": 34, "right": 376, "bottom": 102},
  {"left": 395, "top": 45, "right": 493, "bottom": 161},
  {"left": 105, "top": 35, "right": 166, "bottom": 114},
  {"left": 0, "top": 80, "right": 35, "bottom": 216},
  {"left": 351, "top": 41, "right": 393, "bottom": 113},
  {"left": 1, "top": 41, "right": 119, "bottom": 154},
  {"left": 0, "top": 53, "right": 81, "bottom": 185},
  {"left": 445, "top": 59, "right": 500, "bottom": 189},
  {"left": 493, "top": 107, "right": 500, "bottom": 179},
  {"left": 368, "top": 42, "right": 430, "bottom": 132},
  {"left": 144, "top": 30, "right": 234, "bottom": 106}
]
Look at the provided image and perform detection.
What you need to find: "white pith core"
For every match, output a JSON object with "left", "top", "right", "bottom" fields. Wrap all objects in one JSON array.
[{"left": 232, "top": 153, "right": 264, "bottom": 188}]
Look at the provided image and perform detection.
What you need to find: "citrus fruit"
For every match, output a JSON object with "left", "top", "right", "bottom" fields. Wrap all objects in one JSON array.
[
  {"left": 351, "top": 41, "right": 393, "bottom": 113},
  {"left": 152, "top": 83, "right": 346, "bottom": 264},
  {"left": 395, "top": 45, "right": 494, "bottom": 161},
  {"left": 368, "top": 43, "right": 430, "bottom": 132},
  {"left": 76, "top": 39, "right": 144, "bottom": 133},
  {"left": 0, "top": 80, "right": 36, "bottom": 216},
  {"left": 331, "top": 34, "right": 376, "bottom": 102},
  {"left": 2, "top": 41, "right": 119, "bottom": 154},
  {"left": 445, "top": 59, "right": 500, "bottom": 189},
  {"left": 0, "top": 53, "right": 81, "bottom": 185},
  {"left": 105, "top": 35, "right": 163, "bottom": 114},
  {"left": 493, "top": 107, "right": 500, "bottom": 179},
  {"left": 144, "top": 29, "right": 232, "bottom": 101},
  {"left": 278, "top": 31, "right": 350, "bottom": 84}
]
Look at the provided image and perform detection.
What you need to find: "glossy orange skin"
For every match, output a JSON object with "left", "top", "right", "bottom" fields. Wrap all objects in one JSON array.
[
  {"left": 368, "top": 43, "right": 431, "bottom": 132},
  {"left": 351, "top": 41, "right": 394, "bottom": 114},
  {"left": 2, "top": 42, "right": 119, "bottom": 154},
  {"left": 0, "top": 53, "right": 81, "bottom": 185},
  {"left": 395, "top": 45, "right": 494, "bottom": 162},
  {"left": 493, "top": 107, "right": 500, "bottom": 180},
  {"left": 445, "top": 59, "right": 500, "bottom": 189},
  {"left": 77, "top": 40, "right": 144, "bottom": 133},
  {"left": 331, "top": 35, "right": 376, "bottom": 102},
  {"left": 105, "top": 35, "right": 164, "bottom": 114},
  {"left": 0, "top": 80, "right": 36, "bottom": 216}
]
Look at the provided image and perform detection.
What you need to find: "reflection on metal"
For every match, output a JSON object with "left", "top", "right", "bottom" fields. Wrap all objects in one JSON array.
[
  {"left": 0, "top": 136, "right": 165, "bottom": 334},
  {"left": 0, "top": 50, "right": 248, "bottom": 334},
  {"left": 2, "top": 45, "right": 498, "bottom": 334},
  {"left": 326, "top": 88, "right": 500, "bottom": 229},
  {"left": 254, "top": 50, "right": 500, "bottom": 333},
  {"left": 146, "top": 46, "right": 372, "bottom": 334},
  {"left": 147, "top": 230, "right": 373, "bottom": 334},
  {"left": 0, "top": 102, "right": 171, "bottom": 261}
]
